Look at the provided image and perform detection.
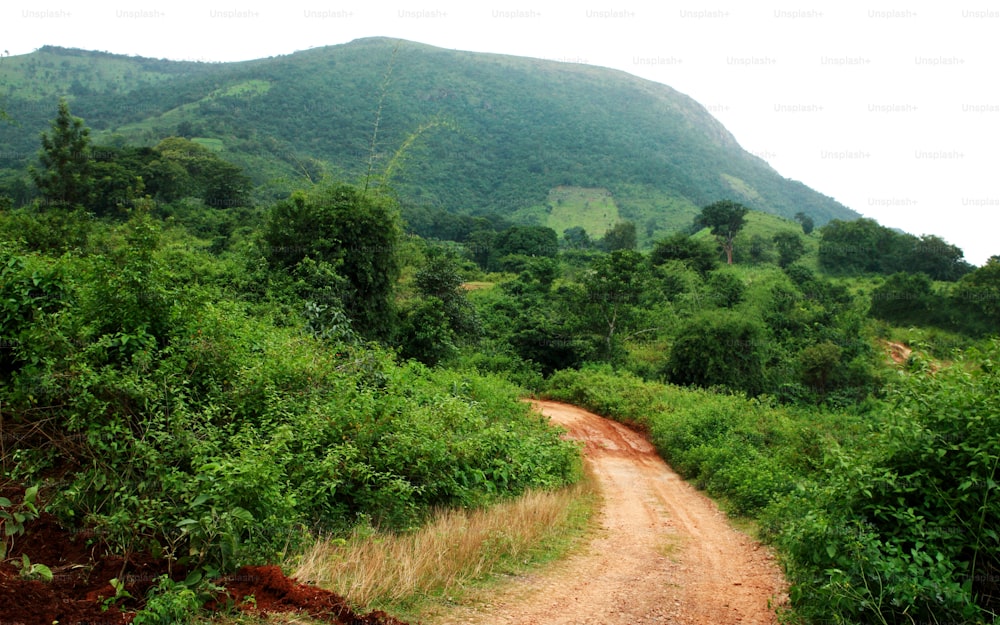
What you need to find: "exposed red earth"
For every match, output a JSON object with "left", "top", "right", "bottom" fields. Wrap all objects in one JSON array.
[
  {"left": 884, "top": 340, "right": 913, "bottom": 365},
  {"left": 0, "top": 484, "right": 406, "bottom": 625}
]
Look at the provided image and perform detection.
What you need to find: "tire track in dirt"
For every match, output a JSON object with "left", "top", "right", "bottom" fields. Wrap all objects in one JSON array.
[{"left": 436, "top": 400, "right": 787, "bottom": 625}]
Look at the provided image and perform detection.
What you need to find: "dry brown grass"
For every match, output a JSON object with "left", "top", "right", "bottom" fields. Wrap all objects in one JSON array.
[{"left": 289, "top": 479, "right": 596, "bottom": 611}]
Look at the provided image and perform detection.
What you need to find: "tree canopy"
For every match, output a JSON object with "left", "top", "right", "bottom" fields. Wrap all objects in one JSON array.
[
  {"left": 819, "top": 218, "right": 972, "bottom": 280},
  {"left": 493, "top": 225, "right": 559, "bottom": 261},
  {"left": 264, "top": 183, "right": 402, "bottom": 339},
  {"left": 30, "top": 98, "right": 95, "bottom": 209},
  {"left": 695, "top": 200, "right": 749, "bottom": 265},
  {"left": 600, "top": 220, "right": 638, "bottom": 252}
]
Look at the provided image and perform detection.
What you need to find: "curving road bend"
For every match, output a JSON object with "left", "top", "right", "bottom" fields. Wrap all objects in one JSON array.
[{"left": 438, "top": 399, "right": 788, "bottom": 625}]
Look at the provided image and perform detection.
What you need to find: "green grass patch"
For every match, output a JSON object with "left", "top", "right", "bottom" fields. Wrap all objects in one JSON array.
[
  {"left": 191, "top": 137, "right": 225, "bottom": 151},
  {"left": 720, "top": 173, "right": 764, "bottom": 204},
  {"left": 212, "top": 79, "right": 271, "bottom": 98},
  {"left": 544, "top": 186, "right": 621, "bottom": 238},
  {"left": 610, "top": 184, "right": 702, "bottom": 247}
]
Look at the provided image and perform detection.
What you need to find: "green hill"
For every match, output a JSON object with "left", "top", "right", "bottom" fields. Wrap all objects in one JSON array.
[{"left": 0, "top": 38, "right": 859, "bottom": 241}]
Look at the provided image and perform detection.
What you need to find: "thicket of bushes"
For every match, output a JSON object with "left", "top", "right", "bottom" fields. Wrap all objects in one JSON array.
[{"left": 0, "top": 210, "right": 580, "bottom": 589}]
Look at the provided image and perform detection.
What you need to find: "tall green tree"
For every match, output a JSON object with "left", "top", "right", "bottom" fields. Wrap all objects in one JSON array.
[
  {"left": 650, "top": 232, "right": 718, "bottom": 274},
  {"left": 399, "top": 248, "right": 481, "bottom": 364},
  {"left": 30, "top": 98, "right": 95, "bottom": 209},
  {"left": 600, "top": 220, "right": 637, "bottom": 251},
  {"left": 579, "top": 249, "right": 656, "bottom": 358},
  {"left": 794, "top": 211, "right": 814, "bottom": 235},
  {"left": 772, "top": 231, "right": 806, "bottom": 268},
  {"left": 264, "top": 183, "right": 402, "bottom": 339},
  {"left": 695, "top": 200, "right": 749, "bottom": 265}
]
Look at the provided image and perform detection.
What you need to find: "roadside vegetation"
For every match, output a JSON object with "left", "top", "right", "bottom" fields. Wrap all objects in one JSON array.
[
  {"left": 292, "top": 476, "right": 596, "bottom": 620},
  {"left": 1, "top": 96, "right": 997, "bottom": 624}
]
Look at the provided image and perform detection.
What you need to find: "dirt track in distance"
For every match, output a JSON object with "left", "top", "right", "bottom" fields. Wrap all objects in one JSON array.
[{"left": 435, "top": 399, "right": 788, "bottom": 625}]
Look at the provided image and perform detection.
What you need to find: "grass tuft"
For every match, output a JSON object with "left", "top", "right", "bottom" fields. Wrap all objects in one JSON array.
[{"left": 290, "top": 478, "right": 597, "bottom": 616}]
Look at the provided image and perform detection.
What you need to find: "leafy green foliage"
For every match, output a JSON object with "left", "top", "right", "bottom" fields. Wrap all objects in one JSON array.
[
  {"left": 398, "top": 296, "right": 460, "bottom": 366},
  {"left": 20, "top": 102, "right": 253, "bottom": 217},
  {"left": 797, "top": 340, "right": 843, "bottom": 396},
  {"left": 694, "top": 200, "right": 749, "bottom": 265},
  {"left": 599, "top": 220, "right": 637, "bottom": 252},
  {"left": 492, "top": 226, "right": 559, "bottom": 264},
  {"left": 132, "top": 574, "right": 217, "bottom": 625},
  {"left": 264, "top": 183, "right": 402, "bottom": 339},
  {"left": 869, "top": 272, "right": 936, "bottom": 325},
  {"left": 15, "top": 553, "right": 53, "bottom": 582},
  {"left": 0, "top": 486, "right": 41, "bottom": 559},
  {"left": 664, "top": 310, "right": 767, "bottom": 396},
  {"left": 399, "top": 249, "right": 480, "bottom": 365},
  {"left": 153, "top": 137, "right": 251, "bottom": 207},
  {"left": 772, "top": 230, "right": 805, "bottom": 268},
  {"left": 577, "top": 249, "right": 658, "bottom": 359},
  {"left": 908, "top": 234, "right": 973, "bottom": 281},
  {"left": 765, "top": 341, "right": 1000, "bottom": 623},
  {"left": 953, "top": 256, "right": 1000, "bottom": 334},
  {"left": 0, "top": 250, "right": 71, "bottom": 377},
  {"left": 0, "top": 208, "right": 580, "bottom": 588},
  {"left": 820, "top": 218, "right": 973, "bottom": 280},
  {"left": 794, "top": 211, "right": 814, "bottom": 235},
  {"left": 562, "top": 226, "right": 592, "bottom": 250},
  {"left": 650, "top": 232, "right": 718, "bottom": 275},
  {"left": 30, "top": 98, "right": 95, "bottom": 210},
  {"left": 705, "top": 270, "right": 745, "bottom": 308},
  {"left": 820, "top": 219, "right": 905, "bottom": 275}
]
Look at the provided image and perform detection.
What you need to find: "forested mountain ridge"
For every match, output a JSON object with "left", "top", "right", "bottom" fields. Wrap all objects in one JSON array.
[{"left": 0, "top": 38, "right": 859, "bottom": 241}]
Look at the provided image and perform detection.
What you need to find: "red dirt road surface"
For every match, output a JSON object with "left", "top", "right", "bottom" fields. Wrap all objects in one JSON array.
[{"left": 439, "top": 400, "right": 788, "bottom": 625}]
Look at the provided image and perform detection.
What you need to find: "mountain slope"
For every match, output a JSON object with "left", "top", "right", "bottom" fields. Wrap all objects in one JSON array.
[{"left": 0, "top": 38, "right": 859, "bottom": 239}]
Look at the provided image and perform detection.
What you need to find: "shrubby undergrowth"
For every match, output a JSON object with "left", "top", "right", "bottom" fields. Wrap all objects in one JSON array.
[{"left": 0, "top": 210, "right": 580, "bottom": 582}]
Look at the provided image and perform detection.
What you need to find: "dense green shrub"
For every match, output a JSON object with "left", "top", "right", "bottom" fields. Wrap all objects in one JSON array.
[
  {"left": 765, "top": 342, "right": 1000, "bottom": 624},
  {"left": 663, "top": 310, "right": 768, "bottom": 396},
  {"left": 650, "top": 232, "right": 718, "bottom": 275},
  {"left": 263, "top": 183, "right": 402, "bottom": 339},
  {"left": 0, "top": 212, "right": 581, "bottom": 582}
]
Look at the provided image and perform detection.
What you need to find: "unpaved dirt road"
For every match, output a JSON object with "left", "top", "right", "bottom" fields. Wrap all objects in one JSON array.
[{"left": 438, "top": 400, "right": 787, "bottom": 625}]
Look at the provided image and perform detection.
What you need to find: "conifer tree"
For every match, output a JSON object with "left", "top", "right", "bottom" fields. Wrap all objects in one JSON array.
[{"left": 30, "top": 98, "right": 95, "bottom": 209}]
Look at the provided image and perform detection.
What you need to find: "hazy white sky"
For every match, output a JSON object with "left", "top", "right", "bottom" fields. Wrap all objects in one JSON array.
[{"left": 4, "top": 0, "right": 998, "bottom": 264}]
